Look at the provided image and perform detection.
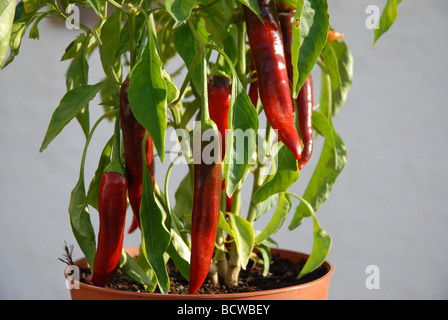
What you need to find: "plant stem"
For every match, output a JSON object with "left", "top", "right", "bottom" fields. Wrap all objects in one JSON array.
[
  {"left": 237, "top": 17, "right": 247, "bottom": 86},
  {"left": 128, "top": 13, "right": 136, "bottom": 69},
  {"left": 169, "top": 48, "right": 202, "bottom": 108},
  {"left": 79, "top": 110, "right": 118, "bottom": 179},
  {"left": 200, "top": 48, "right": 210, "bottom": 124},
  {"left": 224, "top": 183, "right": 242, "bottom": 287},
  {"left": 106, "top": 0, "right": 131, "bottom": 15},
  {"left": 246, "top": 166, "right": 262, "bottom": 224}
]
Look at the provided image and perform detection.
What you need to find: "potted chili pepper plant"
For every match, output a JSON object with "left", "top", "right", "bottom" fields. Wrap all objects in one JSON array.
[{"left": 0, "top": 0, "right": 400, "bottom": 300}]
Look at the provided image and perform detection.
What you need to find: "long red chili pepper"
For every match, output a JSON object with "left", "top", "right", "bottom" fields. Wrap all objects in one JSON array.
[
  {"left": 189, "top": 90, "right": 223, "bottom": 294},
  {"left": 278, "top": 3, "right": 314, "bottom": 170},
  {"left": 91, "top": 118, "right": 128, "bottom": 287},
  {"left": 119, "top": 77, "right": 154, "bottom": 233},
  {"left": 208, "top": 75, "right": 234, "bottom": 212},
  {"left": 244, "top": 0, "right": 302, "bottom": 160}
]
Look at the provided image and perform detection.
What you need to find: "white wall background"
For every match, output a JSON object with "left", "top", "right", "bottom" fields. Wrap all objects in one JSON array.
[{"left": 0, "top": 0, "right": 447, "bottom": 299}]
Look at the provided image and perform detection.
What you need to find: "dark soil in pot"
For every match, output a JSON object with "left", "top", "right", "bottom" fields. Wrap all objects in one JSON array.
[{"left": 77, "top": 253, "right": 328, "bottom": 295}]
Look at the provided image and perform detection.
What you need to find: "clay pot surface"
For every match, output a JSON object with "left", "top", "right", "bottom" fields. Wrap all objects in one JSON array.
[{"left": 65, "top": 247, "right": 334, "bottom": 300}]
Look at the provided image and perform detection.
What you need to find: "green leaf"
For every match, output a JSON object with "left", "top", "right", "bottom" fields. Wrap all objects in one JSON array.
[
  {"left": 255, "top": 193, "right": 291, "bottom": 245},
  {"left": 61, "top": 33, "right": 95, "bottom": 61},
  {"left": 99, "top": 10, "right": 122, "bottom": 79},
  {"left": 165, "top": 0, "right": 197, "bottom": 28},
  {"left": 255, "top": 244, "right": 272, "bottom": 277},
  {"left": 289, "top": 110, "right": 347, "bottom": 230},
  {"left": 28, "top": 10, "right": 50, "bottom": 40},
  {"left": 294, "top": 196, "right": 332, "bottom": 279},
  {"left": 166, "top": 229, "right": 191, "bottom": 281},
  {"left": 219, "top": 211, "right": 233, "bottom": 235},
  {"left": 254, "top": 193, "right": 279, "bottom": 221},
  {"left": 319, "top": 41, "right": 341, "bottom": 91},
  {"left": 374, "top": 0, "right": 402, "bottom": 47},
  {"left": 252, "top": 144, "right": 300, "bottom": 204},
  {"left": 322, "top": 40, "right": 353, "bottom": 117},
  {"left": 0, "top": 0, "right": 16, "bottom": 66},
  {"left": 162, "top": 70, "right": 179, "bottom": 104},
  {"left": 116, "top": 12, "right": 146, "bottom": 60},
  {"left": 129, "top": 38, "right": 167, "bottom": 163},
  {"left": 66, "top": 53, "right": 90, "bottom": 138},
  {"left": 292, "top": 0, "right": 329, "bottom": 97},
  {"left": 39, "top": 82, "right": 109, "bottom": 152},
  {"left": 119, "top": 249, "right": 156, "bottom": 291},
  {"left": 228, "top": 213, "right": 255, "bottom": 270},
  {"left": 140, "top": 143, "right": 172, "bottom": 294},
  {"left": 69, "top": 176, "right": 96, "bottom": 270},
  {"left": 173, "top": 171, "right": 193, "bottom": 221},
  {"left": 1, "top": 2, "right": 37, "bottom": 69},
  {"left": 23, "top": 0, "right": 45, "bottom": 14},
  {"left": 238, "top": 0, "right": 261, "bottom": 19},
  {"left": 225, "top": 76, "right": 258, "bottom": 197}
]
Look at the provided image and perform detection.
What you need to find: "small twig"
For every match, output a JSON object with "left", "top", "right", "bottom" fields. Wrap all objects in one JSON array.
[{"left": 58, "top": 241, "right": 75, "bottom": 266}]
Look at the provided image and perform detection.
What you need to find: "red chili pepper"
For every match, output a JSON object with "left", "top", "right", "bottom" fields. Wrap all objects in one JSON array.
[
  {"left": 278, "top": 3, "right": 314, "bottom": 170},
  {"left": 244, "top": 0, "right": 302, "bottom": 160},
  {"left": 277, "top": 5, "right": 295, "bottom": 81},
  {"left": 119, "top": 77, "right": 154, "bottom": 233},
  {"left": 208, "top": 75, "right": 231, "bottom": 160},
  {"left": 189, "top": 122, "right": 222, "bottom": 293},
  {"left": 90, "top": 170, "right": 128, "bottom": 287},
  {"left": 296, "top": 75, "right": 314, "bottom": 169},
  {"left": 208, "top": 75, "right": 234, "bottom": 212}
]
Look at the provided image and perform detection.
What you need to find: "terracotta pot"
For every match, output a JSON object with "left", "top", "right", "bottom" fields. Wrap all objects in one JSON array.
[{"left": 65, "top": 247, "right": 334, "bottom": 300}]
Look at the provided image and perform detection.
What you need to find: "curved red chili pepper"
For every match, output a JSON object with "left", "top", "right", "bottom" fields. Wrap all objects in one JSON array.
[
  {"left": 278, "top": 4, "right": 314, "bottom": 170},
  {"left": 189, "top": 133, "right": 222, "bottom": 294},
  {"left": 120, "top": 77, "right": 154, "bottom": 233},
  {"left": 91, "top": 171, "right": 128, "bottom": 287},
  {"left": 296, "top": 75, "right": 314, "bottom": 169},
  {"left": 244, "top": 0, "right": 302, "bottom": 160}
]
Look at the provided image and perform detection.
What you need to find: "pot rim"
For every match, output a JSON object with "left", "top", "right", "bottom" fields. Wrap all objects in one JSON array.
[{"left": 65, "top": 247, "right": 334, "bottom": 299}]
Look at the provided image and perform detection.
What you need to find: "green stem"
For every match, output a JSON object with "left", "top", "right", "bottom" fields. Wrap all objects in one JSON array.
[
  {"left": 187, "top": 20, "right": 210, "bottom": 125},
  {"left": 225, "top": 182, "right": 242, "bottom": 287},
  {"left": 206, "top": 44, "right": 239, "bottom": 83},
  {"left": 79, "top": 110, "right": 118, "bottom": 179},
  {"left": 48, "top": 1, "right": 90, "bottom": 32},
  {"left": 137, "top": 7, "right": 162, "bottom": 57},
  {"left": 237, "top": 18, "right": 247, "bottom": 86},
  {"left": 170, "top": 48, "right": 202, "bottom": 108},
  {"left": 246, "top": 167, "right": 262, "bottom": 224},
  {"left": 200, "top": 49, "right": 210, "bottom": 124},
  {"left": 106, "top": 114, "right": 125, "bottom": 174},
  {"left": 106, "top": 0, "right": 131, "bottom": 14},
  {"left": 128, "top": 13, "right": 136, "bottom": 69},
  {"left": 91, "top": 29, "right": 121, "bottom": 83}
]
